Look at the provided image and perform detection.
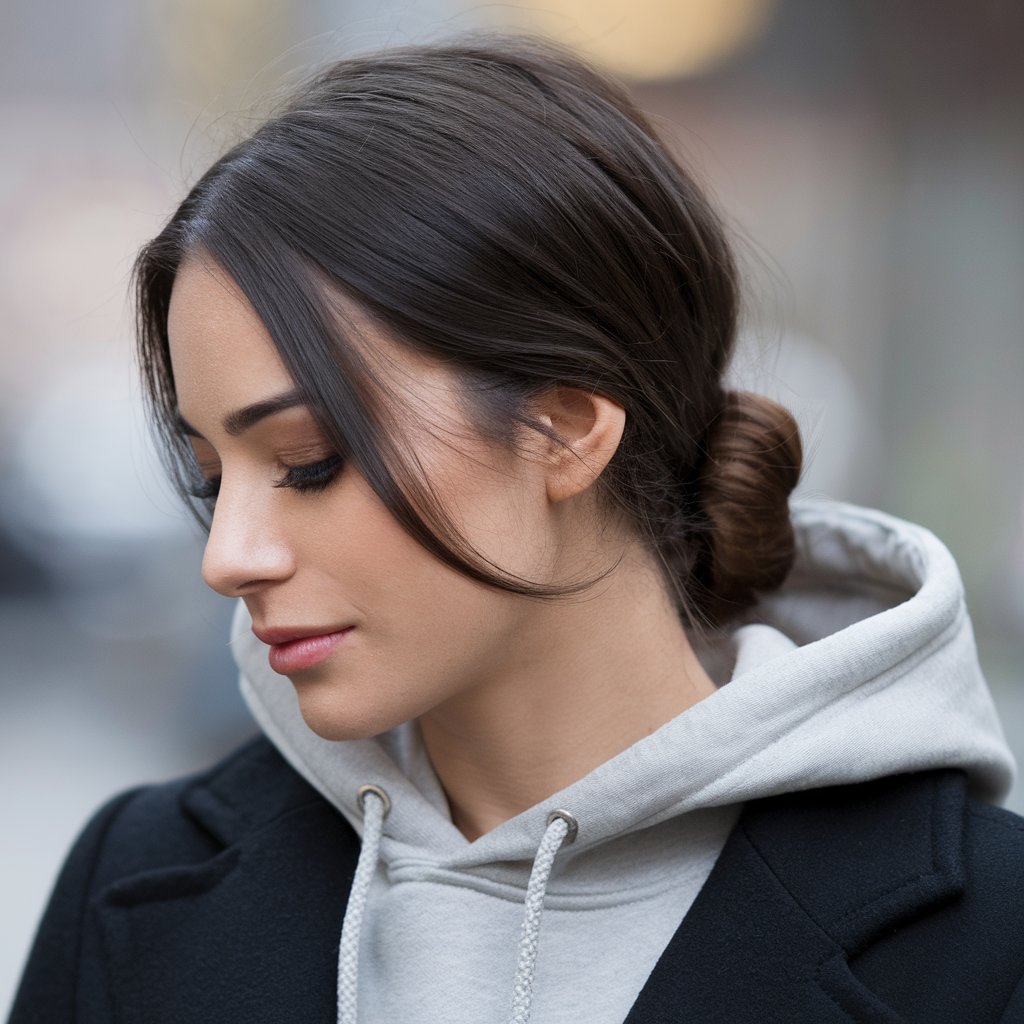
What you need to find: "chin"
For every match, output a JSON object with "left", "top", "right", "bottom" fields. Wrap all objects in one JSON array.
[{"left": 292, "top": 682, "right": 405, "bottom": 742}]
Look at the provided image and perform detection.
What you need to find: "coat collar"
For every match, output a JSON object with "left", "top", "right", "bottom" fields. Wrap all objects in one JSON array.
[
  {"left": 625, "top": 769, "right": 967, "bottom": 1024},
  {"left": 96, "top": 740, "right": 967, "bottom": 1023},
  {"left": 96, "top": 740, "right": 354, "bottom": 1023}
]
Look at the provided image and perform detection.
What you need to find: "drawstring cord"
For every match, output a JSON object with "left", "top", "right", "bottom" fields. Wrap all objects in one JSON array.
[
  {"left": 336, "top": 788, "right": 577, "bottom": 1024},
  {"left": 508, "top": 809, "right": 578, "bottom": 1024},
  {"left": 337, "top": 784, "right": 390, "bottom": 1024}
]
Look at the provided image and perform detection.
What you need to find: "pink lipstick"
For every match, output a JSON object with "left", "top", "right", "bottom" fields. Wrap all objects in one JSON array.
[{"left": 255, "top": 626, "right": 355, "bottom": 675}]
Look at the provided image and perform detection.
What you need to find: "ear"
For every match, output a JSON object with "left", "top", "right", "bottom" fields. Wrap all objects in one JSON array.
[{"left": 529, "top": 385, "right": 626, "bottom": 504}]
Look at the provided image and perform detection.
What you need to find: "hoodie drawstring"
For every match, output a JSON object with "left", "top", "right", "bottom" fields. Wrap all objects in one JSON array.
[
  {"left": 508, "top": 809, "right": 577, "bottom": 1024},
  {"left": 337, "top": 788, "right": 577, "bottom": 1024},
  {"left": 337, "top": 785, "right": 390, "bottom": 1024}
]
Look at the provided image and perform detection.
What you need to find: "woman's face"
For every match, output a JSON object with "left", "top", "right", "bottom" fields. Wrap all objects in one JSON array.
[{"left": 167, "top": 254, "right": 569, "bottom": 740}]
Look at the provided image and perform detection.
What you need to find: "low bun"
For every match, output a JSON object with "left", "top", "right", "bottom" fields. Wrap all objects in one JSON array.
[{"left": 691, "top": 390, "right": 803, "bottom": 627}]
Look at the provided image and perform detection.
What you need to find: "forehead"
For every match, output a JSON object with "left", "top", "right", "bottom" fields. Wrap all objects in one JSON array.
[
  {"left": 166, "top": 255, "right": 294, "bottom": 427},
  {"left": 165, "top": 253, "right": 471, "bottom": 444}
]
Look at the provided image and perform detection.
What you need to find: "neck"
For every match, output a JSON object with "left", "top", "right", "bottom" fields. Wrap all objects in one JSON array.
[{"left": 417, "top": 546, "right": 718, "bottom": 841}]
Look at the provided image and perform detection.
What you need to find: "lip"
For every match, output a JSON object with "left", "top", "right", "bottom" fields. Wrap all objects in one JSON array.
[
  {"left": 253, "top": 624, "right": 355, "bottom": 675},
  {"left": 252, "top": 624, "right": 354, "bottom": 646}
]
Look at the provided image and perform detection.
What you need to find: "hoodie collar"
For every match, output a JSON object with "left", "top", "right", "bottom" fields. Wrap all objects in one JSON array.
[{"left": 231, "top": 498, "right": 1015, "bottom": 872}]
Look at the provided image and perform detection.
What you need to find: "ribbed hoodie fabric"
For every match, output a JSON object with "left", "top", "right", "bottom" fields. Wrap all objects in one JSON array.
[{"left": 232, "top": 499, "right": 1016, "bottom": 1024}]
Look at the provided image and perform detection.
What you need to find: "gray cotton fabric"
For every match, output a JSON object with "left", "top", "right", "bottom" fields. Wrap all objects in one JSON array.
[{"left": 231, "top": 498, "right": 1016, "bottom": 1024}]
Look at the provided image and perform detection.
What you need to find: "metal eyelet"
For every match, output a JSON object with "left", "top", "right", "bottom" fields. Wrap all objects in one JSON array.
[
  {"left": 357, "top": 783, "right": 391, "bottom": 818},
  {"left": 546, "top": 808, "right": 578, "bottom": 845}
]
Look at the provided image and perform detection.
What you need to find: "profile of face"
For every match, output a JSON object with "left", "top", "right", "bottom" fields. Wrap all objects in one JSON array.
[{"left": 167, "top": 254, "right": 629, "bottom": 741}]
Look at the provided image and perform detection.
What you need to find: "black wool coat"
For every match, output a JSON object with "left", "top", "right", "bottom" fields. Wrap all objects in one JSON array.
[{"left": 8, "top": 735, "right": 1024, "bottom": 1023}]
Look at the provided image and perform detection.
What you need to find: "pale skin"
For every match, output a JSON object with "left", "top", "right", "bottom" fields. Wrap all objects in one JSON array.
[{"left": 168, "top": 252, "right": 718, "bottom": 842}]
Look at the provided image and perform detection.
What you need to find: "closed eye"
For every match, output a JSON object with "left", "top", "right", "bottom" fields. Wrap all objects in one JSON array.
[
  {"left": 273, "top": 453, "right": 345, "bottom": 493},
  {"left": 187, "top": 453, "right": 344, "bottom": 503}
]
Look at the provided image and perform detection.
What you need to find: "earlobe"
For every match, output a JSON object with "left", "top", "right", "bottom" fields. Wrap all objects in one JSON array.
[{"left": 536, "top": 386, "right": 626, "bottom": 504}]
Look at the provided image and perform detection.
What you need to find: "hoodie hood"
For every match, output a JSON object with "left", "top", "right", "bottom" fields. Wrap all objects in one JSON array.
[
  {"left": 232, "top": 499, "right": 1014, "bottom": 856},
  {"left": 230, "top": 499, "right": 1015, "bottom": 1023}
]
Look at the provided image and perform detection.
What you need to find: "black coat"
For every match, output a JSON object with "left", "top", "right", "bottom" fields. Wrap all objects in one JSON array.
[{"left": 9, "top": 735, "right": 1024, "bottom": 1023}]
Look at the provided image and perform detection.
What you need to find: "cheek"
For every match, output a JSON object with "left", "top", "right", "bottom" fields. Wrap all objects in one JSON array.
[
  {"left": 281, "top": 453, "right": 547, "bottom": 739},
  {"left": 419, "top": 443, "right": 554, "bottom": 586},
  {"left": 301, "top": 470, "right": 518, "bottom": 649},
  {"left": 290, "top": 504, "right": 520, "bottom": 740},
  {"left": 333, "top": 477, "right": 521, "bottom": 642}
]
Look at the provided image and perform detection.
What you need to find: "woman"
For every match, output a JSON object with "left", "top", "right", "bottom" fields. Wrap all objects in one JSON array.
[{"left": 9, "top": 33, "right": 1024, "bottom": 1024}]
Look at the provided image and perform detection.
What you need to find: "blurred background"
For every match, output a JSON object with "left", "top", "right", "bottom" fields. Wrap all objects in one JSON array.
[{"left": 1, "top": 0, "right": 1022, "bottom": 1010}]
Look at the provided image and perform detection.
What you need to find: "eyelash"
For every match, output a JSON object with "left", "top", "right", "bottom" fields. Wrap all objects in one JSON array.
[{"left": 189, "top": 454, "right": 344, "bottom": 502}]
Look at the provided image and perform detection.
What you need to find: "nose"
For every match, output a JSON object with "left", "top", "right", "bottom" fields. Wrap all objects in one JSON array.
[{"left": 201, "top": 483, "right": 295, "bottom": 597}]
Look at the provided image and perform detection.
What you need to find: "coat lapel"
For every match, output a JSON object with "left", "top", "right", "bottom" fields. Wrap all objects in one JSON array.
[
  {"left": 625, "top": 769, "right": 967, "bottom": 1024},
  {"left": 95, "top": 746, "right": 361, "bottom": 1024}
]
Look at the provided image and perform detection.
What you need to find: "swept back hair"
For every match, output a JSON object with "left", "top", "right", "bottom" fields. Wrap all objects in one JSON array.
[{"left": 134, "top": 33, "right": 802, "bottom": 631}]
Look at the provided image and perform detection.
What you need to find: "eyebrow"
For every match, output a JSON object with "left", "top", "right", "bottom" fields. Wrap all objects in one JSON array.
[{"left": 177, "top": 389, "right": 306, "bottom": 439}]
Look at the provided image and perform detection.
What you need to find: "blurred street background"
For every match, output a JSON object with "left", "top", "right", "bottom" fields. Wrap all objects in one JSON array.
[{"left": 1, "top": 0, "right": 1022, "bottom": 1012}]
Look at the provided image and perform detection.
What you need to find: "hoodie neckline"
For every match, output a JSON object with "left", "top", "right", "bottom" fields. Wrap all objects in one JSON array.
[{"left": 233, "top": 498, "right": 1015, "bottom": 873}]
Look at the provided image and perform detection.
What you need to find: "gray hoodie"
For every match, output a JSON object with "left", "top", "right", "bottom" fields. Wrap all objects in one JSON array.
[{"left": 230, "top": 499, "right": 1015, "bottom": 1024}]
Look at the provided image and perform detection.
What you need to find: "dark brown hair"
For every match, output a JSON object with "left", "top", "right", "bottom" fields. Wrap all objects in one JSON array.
[{"left": 133, "top": 32, "right": 802, "bottom": 631}]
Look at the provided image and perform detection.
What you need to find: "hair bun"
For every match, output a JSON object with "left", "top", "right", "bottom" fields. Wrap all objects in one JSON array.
[{"left": 693, "top": 390, "right": 803, "bottom": 626}]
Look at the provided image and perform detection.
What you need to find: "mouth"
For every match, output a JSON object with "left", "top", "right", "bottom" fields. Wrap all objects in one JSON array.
[{"left": 252, "top": 625, "right": 356, "bottom": 675}]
